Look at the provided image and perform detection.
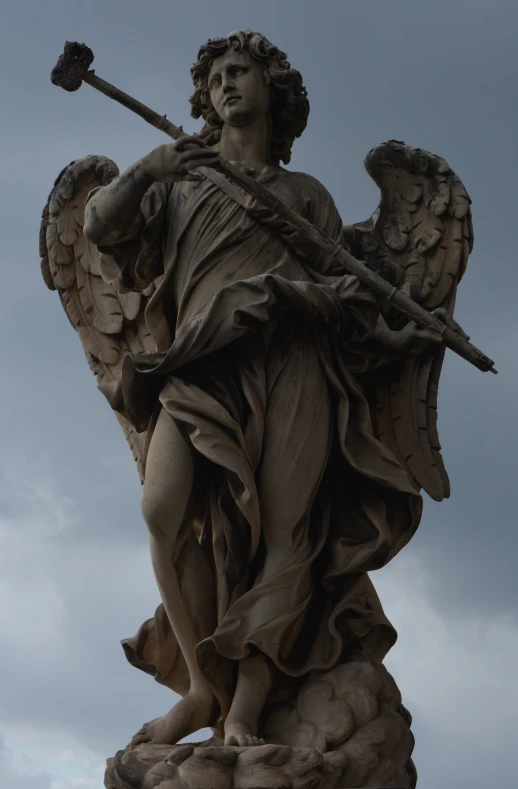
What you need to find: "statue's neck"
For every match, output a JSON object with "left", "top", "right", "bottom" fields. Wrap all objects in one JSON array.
[{"left": 216, "top": 117, "right": 275, "bottom": 167}]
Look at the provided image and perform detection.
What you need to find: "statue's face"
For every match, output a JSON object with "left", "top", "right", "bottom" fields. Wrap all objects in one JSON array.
[{"left": 208, "top": 49, "right": 270, "bottom": 127}]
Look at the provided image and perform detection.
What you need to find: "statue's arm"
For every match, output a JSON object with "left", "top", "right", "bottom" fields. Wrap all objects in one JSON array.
[
  {"left": 84, "top": 136, "right": 220, "bottom": 246},
  {"left": 84, "top": 160, "right": 154, "bottom": 246}
]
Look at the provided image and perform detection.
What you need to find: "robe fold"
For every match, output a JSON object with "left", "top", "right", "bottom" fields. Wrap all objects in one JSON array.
[{"left": 92, "top": 164, "right": 422, "bottom": 713}]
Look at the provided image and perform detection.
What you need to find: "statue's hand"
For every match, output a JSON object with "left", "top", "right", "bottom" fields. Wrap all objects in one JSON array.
[
  {"left": 392, "top": 321, "right": 443, "bottom": 356},
  {"left": 374, "top": 320, "right": 443, "bottom": 357},
  {"left": 431, "top": 308, "right": 470, "bottom": 341},
  {"left": 141, "top": 136, "right": 221, "bottom": 184},
  {"left": 374, "top": 309, "right": 469, "bottom": 357}
]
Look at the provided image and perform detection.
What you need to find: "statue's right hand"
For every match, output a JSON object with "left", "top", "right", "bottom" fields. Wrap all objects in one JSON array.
[{"left": 140, "top": 136, "right": 221, "bottom": 183}]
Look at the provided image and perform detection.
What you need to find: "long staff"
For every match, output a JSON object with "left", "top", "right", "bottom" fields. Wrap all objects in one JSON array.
[{"left": 51, "top": 42, "right": 497, "bottom": 374}]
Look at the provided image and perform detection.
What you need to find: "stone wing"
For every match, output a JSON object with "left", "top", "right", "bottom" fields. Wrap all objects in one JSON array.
[
  {"left": 40, "top": 155, "right": 158, "bottom": 482},
  {"left": 343, "top": 140, "right": 473, "bottom": 500}
]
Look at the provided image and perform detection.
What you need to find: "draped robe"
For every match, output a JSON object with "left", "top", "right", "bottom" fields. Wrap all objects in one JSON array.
[{"left": 93, "top": 164, "right": 422, "bottom": 714}]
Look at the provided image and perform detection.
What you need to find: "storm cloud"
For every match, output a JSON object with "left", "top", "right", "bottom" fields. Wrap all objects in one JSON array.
[{"left": 0, "top": 1, "right": 515, "bottom": 787}]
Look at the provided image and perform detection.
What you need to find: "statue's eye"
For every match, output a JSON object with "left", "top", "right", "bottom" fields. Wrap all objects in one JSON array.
[{"left": 210, "top": 77, "right": 221, "bottom": 89}]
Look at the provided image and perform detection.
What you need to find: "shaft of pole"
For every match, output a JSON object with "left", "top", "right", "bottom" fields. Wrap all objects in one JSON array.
[
  {"left": 208, "top": 162, "right": 498, "bottom": 374},
  {"left": 80, "top": 69, "right": 497, "bottom": 374},
  {"left": 83, "top": 71, "right": 186, "bottom": 139}
]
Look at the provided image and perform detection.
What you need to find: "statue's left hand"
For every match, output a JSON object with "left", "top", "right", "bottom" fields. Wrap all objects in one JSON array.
[
  {"left": 387, "top": 310, "right": 470, "bottom": 357},
  {"left": 390, "top": 321, "right": 443, "bottom": 356},
  {"left": 372, "top": 305, "right": 472, "bottom": 357},
  {"left": 371, "top": 315, "right": 442, "bottom": 357},
  {"left": 431, "top": 308, "right": 470, "bottom": 341}
]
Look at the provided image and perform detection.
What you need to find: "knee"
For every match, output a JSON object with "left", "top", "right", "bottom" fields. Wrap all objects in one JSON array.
[
  {"left": 261, "top": 501, "right": 305, "bottom": 553},
  {"left": 262, "top": 525, "right": 294, "bottom": 558},
  {"left": 141, "top": 493, "right": 177, "bottom": 542}
]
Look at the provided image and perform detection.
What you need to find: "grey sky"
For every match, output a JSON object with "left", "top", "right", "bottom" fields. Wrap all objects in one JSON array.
[{"left": 0, "top": 1, "right": 516, "bottom": 787}]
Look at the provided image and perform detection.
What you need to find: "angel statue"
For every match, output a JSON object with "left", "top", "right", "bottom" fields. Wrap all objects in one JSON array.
[{"left": 41, "top": 30, "right": 477, "bottom": 789}]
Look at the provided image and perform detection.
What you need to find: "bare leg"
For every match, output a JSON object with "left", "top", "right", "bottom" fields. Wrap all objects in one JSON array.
[
  {"left": 132, "top": 408, "right": 216, "bottom": 746},
  {"left": 224, "top": 333, "right": 333, "bottom": 745},
  {"left": 224, "top": 654, "right": 272, "bottom": 746}
]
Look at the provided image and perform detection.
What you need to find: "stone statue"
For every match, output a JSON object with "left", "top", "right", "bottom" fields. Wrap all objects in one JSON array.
[{"left": 41, "top": 29, "right": 483, "bottom": 789}]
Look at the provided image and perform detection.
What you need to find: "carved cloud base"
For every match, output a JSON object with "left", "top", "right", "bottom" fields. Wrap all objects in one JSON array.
[
  {"left": 105, "top": 742, "right": 415, "bottom": 789},
  {"left": 104, "top": 661, "right": 416, "bottom": 788}
]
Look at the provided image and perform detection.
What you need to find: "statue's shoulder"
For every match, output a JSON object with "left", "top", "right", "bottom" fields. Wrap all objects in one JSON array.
[
  {"left": 283, "top": 168, "right": 323, "bottom": 187},
  {"left": 281, "top": 168, "right": 336, "bottom": 202}
]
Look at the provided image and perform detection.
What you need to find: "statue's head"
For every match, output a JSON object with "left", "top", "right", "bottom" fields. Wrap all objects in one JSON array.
[{"left": 190, "top": 30, "right": 309, "bottom": 164}]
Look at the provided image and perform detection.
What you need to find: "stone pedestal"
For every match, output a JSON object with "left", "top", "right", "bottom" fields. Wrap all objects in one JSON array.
[
  {"left": 105, "top": 741, "right": 416, "bottom": 788},
  {"left": 104, "top": 661, "right": 417, "bottom": 789}
]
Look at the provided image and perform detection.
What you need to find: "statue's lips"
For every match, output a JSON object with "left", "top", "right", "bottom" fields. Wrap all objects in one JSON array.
[{"left": 225, "top": 95, "right": 241, "bottom": 105}]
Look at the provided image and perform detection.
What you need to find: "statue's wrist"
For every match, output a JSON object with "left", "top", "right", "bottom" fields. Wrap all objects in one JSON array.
[{"left": 133, "top": 160, "right": 157, "bottom": 188}]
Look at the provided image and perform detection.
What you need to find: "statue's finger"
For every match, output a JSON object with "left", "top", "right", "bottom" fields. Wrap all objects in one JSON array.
[
  {"left": 449, "top": 319, "right": 470, "bottom": 341},
  {"left": 416, "top": 328, "right": 442, "bottom": 344},
  {"left": 431, "top": 308, "right": 469, "bottom": 340},
  {"left": 175, "top": 135, "right": 206, "bottom": 152},
  {"left": 184, "top": 156, "right": 221, "bottom": 172},
  {"left": 180, "top": 148, "right": 221, "bottom": 163}
]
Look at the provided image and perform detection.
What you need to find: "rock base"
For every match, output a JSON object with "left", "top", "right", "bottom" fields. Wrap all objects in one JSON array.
[
  {"left": 104, "top": 660, "right": 416, "bottom": 788},
  {"left": 105, "top": 740, "right": 415, "bottom": 788}
]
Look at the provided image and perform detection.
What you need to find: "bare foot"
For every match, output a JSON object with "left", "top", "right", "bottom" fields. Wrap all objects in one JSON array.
[
  {"left": 224, "top": 719, "right": 265, "bottom": 747},
  {"left": 131, "top": 689, "right": 216, "bottom": 746}
]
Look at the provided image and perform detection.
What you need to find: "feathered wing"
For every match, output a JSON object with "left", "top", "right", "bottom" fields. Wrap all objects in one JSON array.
[
  {"left": 40, "top": 156, "right": 157, "bottom": 482},
  {"left": 343, "top": 141, "right": 474, "bottom": 501}
]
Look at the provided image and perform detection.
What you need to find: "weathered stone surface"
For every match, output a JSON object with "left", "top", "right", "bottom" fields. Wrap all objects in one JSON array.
[
  {"left": 105, "top": 741, "right": 415, "bottom": 789},
  {"left": 43, "top": 27, "right": 481, "bottom": 789},
  {"left": 104, "top": 661, "right": 416, "bottom": 788}
]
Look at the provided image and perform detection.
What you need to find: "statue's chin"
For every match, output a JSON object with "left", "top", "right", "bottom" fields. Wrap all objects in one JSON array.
[{"left": 221, "top": 108, "right": 258, "bottom": 128}]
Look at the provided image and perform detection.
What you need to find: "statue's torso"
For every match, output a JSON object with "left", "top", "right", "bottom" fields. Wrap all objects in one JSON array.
[{"left": 161, "top": 167, "right": 340, "bottom": 330}]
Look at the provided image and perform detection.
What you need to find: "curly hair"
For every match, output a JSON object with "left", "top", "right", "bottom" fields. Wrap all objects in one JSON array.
[{"left": 190, "top": 30, "right": 309, "bottom": 165}]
